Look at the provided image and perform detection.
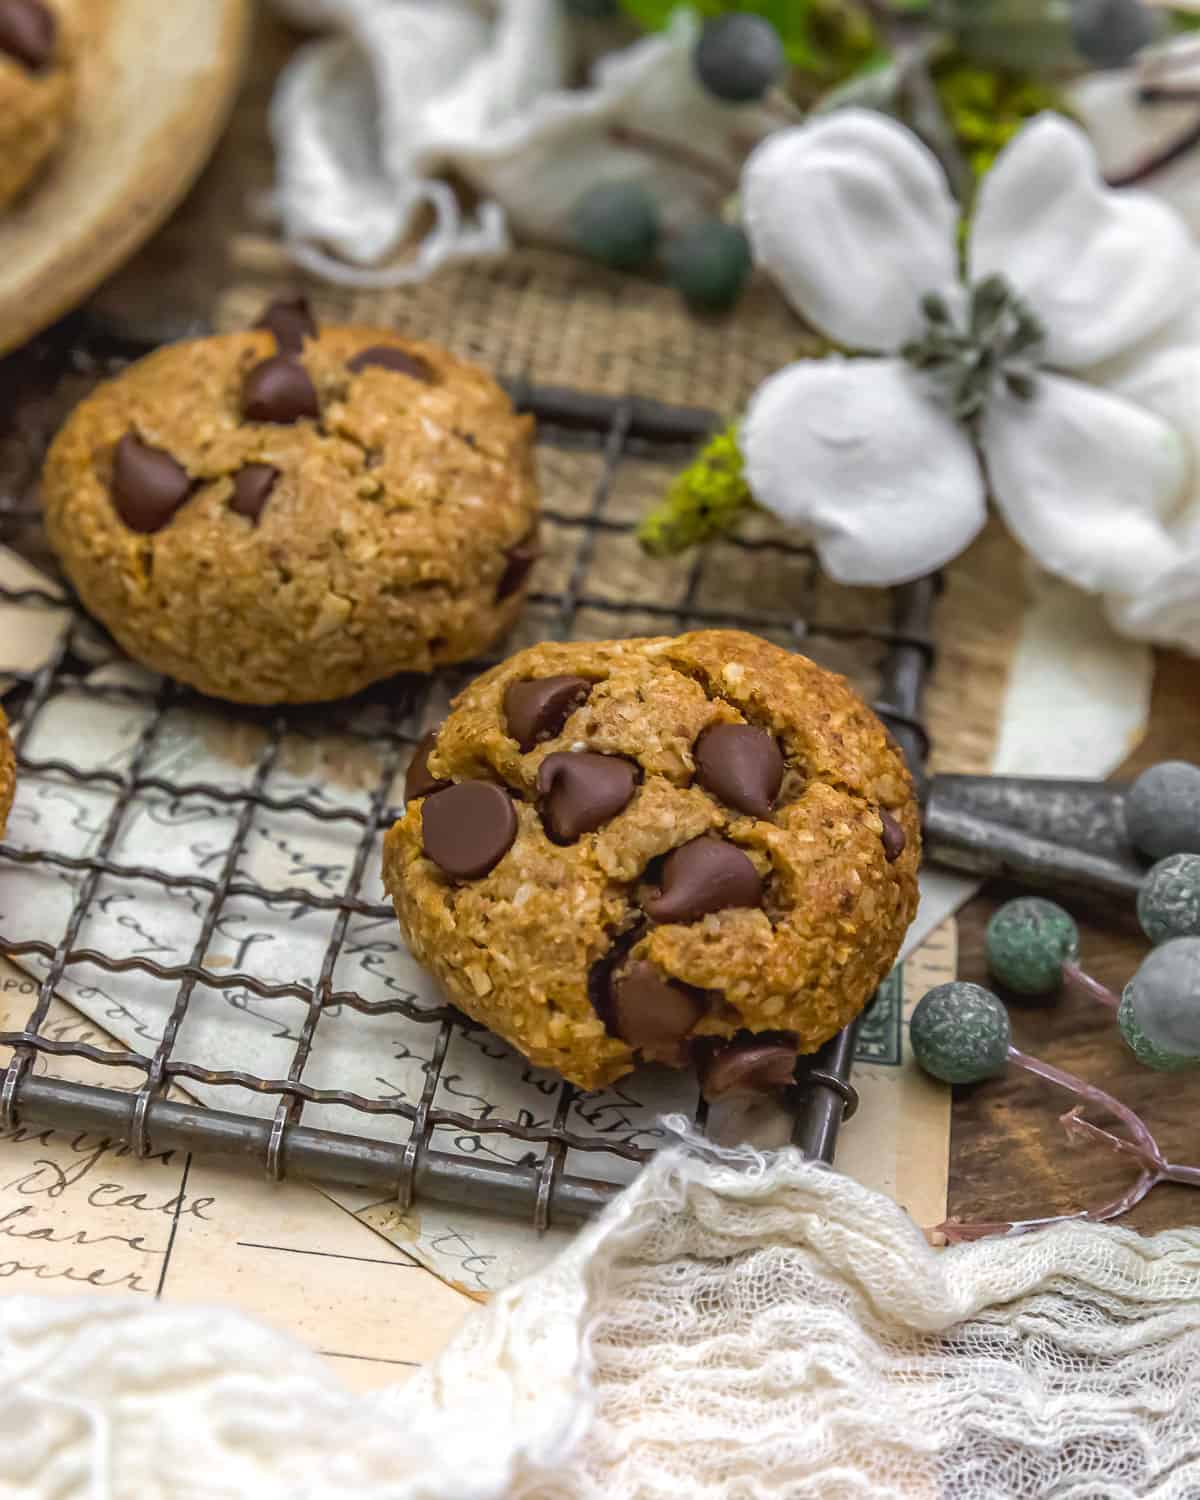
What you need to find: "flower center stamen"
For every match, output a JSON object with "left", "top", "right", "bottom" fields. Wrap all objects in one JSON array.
[{"left": 902, "top": 274, "right": 1046, "bottom": 422}]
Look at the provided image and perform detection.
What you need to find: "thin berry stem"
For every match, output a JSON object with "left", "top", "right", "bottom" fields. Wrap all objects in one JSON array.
[
  {"left": 1009, "top": 1046, "right": 1159, "bottom": 1159},
  {"left": 928, "top": 1050, "right": 1189, "bottom": 1244},
  {"left": 1062, "top": 960, "right": 1120, "bottom": 1012},
  {"left": 607, "top": 125, "right": 739, "bottom": 195},
  {"left": 1106, "top": 112, "right": 1200, "bottom": 188},
  {"left": 1138, "top": 86, "right": 1200, "bottom": 105},
  {"left": 1068, "top": 1115, "right": 1200, "bottom": 1189}
]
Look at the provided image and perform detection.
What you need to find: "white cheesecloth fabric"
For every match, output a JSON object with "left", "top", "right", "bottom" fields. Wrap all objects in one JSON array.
[
  {"left": 267, "top": 0, "right": 773, "bottom": 286},
  {"left": 3, "top": 1127, "right": 1199, "bottom": 1499}
]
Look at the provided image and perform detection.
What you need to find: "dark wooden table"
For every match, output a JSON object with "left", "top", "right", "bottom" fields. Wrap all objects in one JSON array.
[{"left": 952, "top": 651, "right": 1200, "bottom": 1234}]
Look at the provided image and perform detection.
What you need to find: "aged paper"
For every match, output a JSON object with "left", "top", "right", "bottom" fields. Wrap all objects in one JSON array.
[
  {"left": 0, "top": 548, "right": 74, "bottom": 691},
  {"left": 0, "top": 955, "right": 471, "bottom": 1391},
  {"left": 836, "top": 918, "right": 954, "bottom": 1229}
]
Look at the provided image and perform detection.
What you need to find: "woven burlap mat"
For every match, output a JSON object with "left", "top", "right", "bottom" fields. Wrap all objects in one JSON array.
[{"left": 86, "top": 9, "right": 1023, "bottom": 776}]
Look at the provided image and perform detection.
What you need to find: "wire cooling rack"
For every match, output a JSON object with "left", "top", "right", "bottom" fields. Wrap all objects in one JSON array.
[{"left": 0, "top": 330, "right": 935, "bottom": 1229}]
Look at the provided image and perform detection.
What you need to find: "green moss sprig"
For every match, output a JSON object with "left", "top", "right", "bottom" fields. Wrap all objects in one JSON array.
[{"left": 636, "top": 423, "right": 756, "bottom": 557}]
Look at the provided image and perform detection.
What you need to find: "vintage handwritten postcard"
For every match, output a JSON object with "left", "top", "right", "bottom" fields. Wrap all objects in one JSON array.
[{"left": 0, "top": 956, "right": 472, "bottom": 1391}]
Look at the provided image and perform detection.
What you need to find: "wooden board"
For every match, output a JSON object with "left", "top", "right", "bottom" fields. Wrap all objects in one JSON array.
[
  {"left": 952, "top": 650, "right": 1200, "bottom": 1235},
  {"left": 0, "top": 0, "right": 249, "bottom": 356}
]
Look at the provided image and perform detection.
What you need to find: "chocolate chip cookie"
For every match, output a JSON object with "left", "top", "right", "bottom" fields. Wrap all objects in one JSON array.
[
  {"left": 383, "top": 630, "right": 920, "bottom": 1092},
  {"left": 41, "top": 302, "right": 539, "bottom": 704},
  {"left": 0, "top": 706, "right": 15, "bottom": 837},
  {"left": 0, "top": 0, "right": 71, "bottom": 210}
]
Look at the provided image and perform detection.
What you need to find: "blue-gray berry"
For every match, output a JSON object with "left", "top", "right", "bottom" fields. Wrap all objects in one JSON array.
[
  {"left": 1125, "top": 761, "right": 1200, "bottom": 861},
  {"left": 1120, "top": 937, "right": 1200, "bottom": 1069},
  {"left": 985, "top": 897, "right": 1079, "bottom": 996},
  {"left": 1070, "top": 0, "right": 1157, "bottom": 66},
  {"left": 1138, "top": 854, "right": 1200, "bottom": 945},
  {"left": 910, "top": 981, "right": 1011, "bottom": 1085},
  {"left": 571, "top": 181, "right": 660, "bottom": 271},
  {"left": 693, "top": 15, "right": 786, "bottom": 104},
  {"left": 1117, "top": 988, "right": 1194, "bottom": 1071},
  {"left": 664, "top": 221, "right": 751, "bottom": 312}
]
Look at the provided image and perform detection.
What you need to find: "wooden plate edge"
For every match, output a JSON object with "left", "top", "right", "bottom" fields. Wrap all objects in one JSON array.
[{"left": 0, "top": 0, "right": 251, "bottom": 357}]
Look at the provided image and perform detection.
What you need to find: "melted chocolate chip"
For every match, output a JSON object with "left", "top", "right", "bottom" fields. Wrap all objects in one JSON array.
[
  {"left": 536, "top": 752, "right": 637, "bottom": 843},
  {"left": 496, "top": 536, "right": 541, "bottom": 602},
  {"left": 694, "top": 723, "right": 784, "bottom": 819},
  {"left": 347, "top": 345, "right": 435, "bottom": 382},
  {"left": 421, "top": 781, "right": 516, "bottom": 879},
  {"left": 587, "top": 921, "right": 646, "bottom": 1029},
  {"left": 242, "top": 357, "right": 319, "bottom": 425},
  {"left": 111, "top": 433, "right": 192, "bottom": 533},
  {"left": 254, "top": 295, "right": 317, "bottom": 355},
  {"left": 504, "top": 676, "right": 592, "bottom": 753},
  {"left": 643, "top": 836, "right": 763, "bottom": 924},
  {"left": 405, "top": 730, "right": 451, "bottom": 803},
  {"left": 609, "top": 961, "right": 708, "bottom": 1056},
  {"left": 699, "top": 1034, "right": 798, "bottom": 1101},
  {"left": 230, "top": 464, "right": 279, "bottom": 523},
  {"left": 880, "top": 809, "right": 907, "bottom": 862},
  {"left": 0, "top": 0, "right": 54, "bottom": 70}
]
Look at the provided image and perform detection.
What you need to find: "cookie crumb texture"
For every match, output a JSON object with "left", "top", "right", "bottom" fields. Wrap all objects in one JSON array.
[
  {"left": 42, "top": 327, "right": 539, "bottom": 704},
  {"left": 0, "top": 706, "right": 14, "bottom": 837},
  {"left": 383, "top": 631, "right": 921, "bottom": 1091},
  {"left": 0, "top": 0, "right": 71, "bottom": 210}
]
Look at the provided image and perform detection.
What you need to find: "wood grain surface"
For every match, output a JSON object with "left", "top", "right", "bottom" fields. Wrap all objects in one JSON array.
[{"left": 953, "top": 650, "right": 1200, "bottom": 1235}]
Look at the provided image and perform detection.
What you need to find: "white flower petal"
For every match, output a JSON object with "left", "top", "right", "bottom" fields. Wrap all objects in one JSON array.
[
  {"left": 1106, "top": 554, "right": 1200, "bottom": 655},
  {"left": 1090, "top": 337, "right": 1200, "bottom": 542},
  {"left": 981, "top": 372, "right": 1187, "bottom": 595},
  {"left": 970, "top": 114, "right": 1198, "bottom": 368},
  {"left": 742, "top": 111, "right": 959, "bottom": 353},
  {"left": 742, "top": 358, "right": 985, "bottom": 585}
]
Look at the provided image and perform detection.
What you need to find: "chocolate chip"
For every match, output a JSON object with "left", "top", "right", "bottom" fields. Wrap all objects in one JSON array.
[
  {"left": 504, "top": 676, "right": 592, "bottom": 753},
  {"left": 643, "top": 836, "right": 763, "bottom": 924},
  {"left": 242, "top": 356, "right": 319, "bottom": 424},
  {"left": 537, "top": 752, "right": 638, "bottom": 843},
  {"left": 0, "top": 0, "right": 54, "bottom": 70},
  {"left": 230, "top": 464, "right": 279, "bottom": 522},
  {"left": 111, "top": 433, "right": 192, "bottom": 533},
  {"left": 347, "top": 345, "right": 435, "bottom": 382},
  {"left": 880, "top": 809, "right": 907, "bottom": 862},
  {"left": 405, "top": 730, "right": 450, "bottom": 803},
  {"left": 254, "top": 295, "right": 316, "bottom": 355},
  {"left": 609, "top": 961, "right": 708, "bottom": 1055},
  {"left": 699, "top": 1034, "right": 798, "bottom": 1101},
  {"left": 421, "top": 781, "right": 516, "bottom": 879},
  {"left": 694, "top": 723, "right": 784, "bottom": 819},
  {"left": 496, "top": 536, "right": 541, "bottom": 602}
]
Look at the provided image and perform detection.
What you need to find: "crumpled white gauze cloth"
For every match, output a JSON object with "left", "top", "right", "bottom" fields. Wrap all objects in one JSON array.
[
  {"left": 268, "top": 0, "right": 772, "bottom": 286},
  {"left": 5, "top": 1130, "right": 1200, "bottom": 1499}
]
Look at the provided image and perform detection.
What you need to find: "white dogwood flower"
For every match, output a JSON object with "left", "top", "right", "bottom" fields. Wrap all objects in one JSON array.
[{"left": 739, "top": 109, "right": 1200, "bottom": 652}]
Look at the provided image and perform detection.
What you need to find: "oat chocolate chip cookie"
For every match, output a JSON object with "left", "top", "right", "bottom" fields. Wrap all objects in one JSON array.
[
  {"left": 382, "top": 629, "right": 920, "bottom": 1092},
  {"left": 41, "top": 304, "right": 540, "bottom": 704},
  {"left": 0, "top": 706, "right": 15, "bottom": 837},
  {"left": 0, "top": 0, "right": 71, "bottom": 210}
]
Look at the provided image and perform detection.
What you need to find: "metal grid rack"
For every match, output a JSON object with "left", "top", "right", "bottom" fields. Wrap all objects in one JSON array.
[{"left": 0, "top": 337, "right": 935, "bottom": 1230}]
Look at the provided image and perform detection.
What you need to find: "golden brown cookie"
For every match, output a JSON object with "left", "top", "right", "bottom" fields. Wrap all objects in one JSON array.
[
  {"left": 42, "top": 305, "right": 539, "bottom": 704},
  {"left": 0, "top": 1, "right": 71, "bottom": 210},
  {"left": 383, "top": 630, "right": 920, "bottom": 1092},
  {"left": 0, "top": 706, "right": 14, "bottom": 838}
]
